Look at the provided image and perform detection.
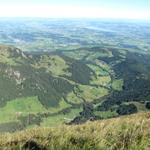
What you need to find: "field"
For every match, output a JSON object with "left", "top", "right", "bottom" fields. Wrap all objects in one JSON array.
[{"left": 0, "top": 97, "right": 46, "bottom": 123}]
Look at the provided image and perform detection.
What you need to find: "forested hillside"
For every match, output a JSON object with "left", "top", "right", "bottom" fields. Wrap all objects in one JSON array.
[{"left": 0, "top": 44, "right": 150, "bottom": 132}]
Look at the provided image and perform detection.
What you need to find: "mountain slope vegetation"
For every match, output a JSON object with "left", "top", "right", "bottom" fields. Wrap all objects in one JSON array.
[
  {"left": 0, "top": 44, "right": 150, "bottom": 132},
  {"left": 0, "top": 112, "right": 149, "bottom": 150}
]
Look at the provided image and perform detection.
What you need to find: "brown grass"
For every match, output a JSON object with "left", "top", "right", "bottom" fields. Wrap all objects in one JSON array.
[{"left": 0, "top": 112, "right": 150, "bottom": 150}]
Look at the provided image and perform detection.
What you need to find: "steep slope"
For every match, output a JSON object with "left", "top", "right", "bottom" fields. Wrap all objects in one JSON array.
[
  {"left": 0, "top": 45, "right": 109, "bottom": 131},
  {"left": 0, "top": 44, "right": 150, "bottom": 132},
  {"left": 0, "top": 45, "right": 78, "bottom": 132},
  {"left": 0, "top": 112, "right": 149, "bottom": 150}
]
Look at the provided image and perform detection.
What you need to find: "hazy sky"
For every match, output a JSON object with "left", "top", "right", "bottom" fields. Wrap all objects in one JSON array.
[{"left": 0, "top": 0, "right": 149, "bottom": 19}]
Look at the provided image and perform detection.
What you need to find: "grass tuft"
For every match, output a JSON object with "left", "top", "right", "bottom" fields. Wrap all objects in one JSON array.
[{"left": 0, "top": 112, "right": 149, "bottom": 150}]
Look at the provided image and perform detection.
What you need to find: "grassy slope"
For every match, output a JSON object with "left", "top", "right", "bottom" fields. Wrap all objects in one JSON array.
[
  {"left": 0, "top": 97, "right": 46, "bottom": 123},
  {"left": 0, "top": 112, "right": 149, "bottom": 150}
]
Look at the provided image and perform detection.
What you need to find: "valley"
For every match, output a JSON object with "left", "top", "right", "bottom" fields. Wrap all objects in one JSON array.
[{"left": 0, "top": 19, "right": 149, "bottom": 132}]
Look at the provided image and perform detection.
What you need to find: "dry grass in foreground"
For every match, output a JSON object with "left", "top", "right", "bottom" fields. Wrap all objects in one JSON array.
[{"left": 0, "top": 112, "right": 150, "bottom": 150}]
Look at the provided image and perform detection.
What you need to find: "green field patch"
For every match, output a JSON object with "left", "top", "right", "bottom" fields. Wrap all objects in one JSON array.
[
  {"left": 41, "top": 107, "right": 82, "bottom": 126},
  {"left": 66, "top": 91, "right": 83, "bottom": 104},
  {"left": 94, "top": 110, "right": 118, "bottom": 119},
  {"left": 112, "top": 79, "right": 123, "bottom": 91},
  {"left": 62, "top": 50, "right": 88, "bottom": 60},
  {"left": 33, "top": 55, "right": 71, "bottom": 76},
  {"left": 95, "top": 60, "right": 111, "bottom": 73},
  {"left": 0, "top": 97, "right": 46, "bottom": 123},
  {"left": 90, "top": 76, "right": 111, "bottom": 86},
  {"left": 86, "top": 50, "right": 113, "bottom": 60},
  {"left": 87, "top": 64, "right": 111, "bottom": 86},
  {"left": 0, "top": 97, "right": 72, "bottom": 124},
  {"left": 47, "top": 98, "right": 71, "bottom": 113},
  {"left": 87, "top": 64, "right": 109, "bottom": 76},
  {"left": 77, "top": 85, "right": 109, "bottom": 102}
]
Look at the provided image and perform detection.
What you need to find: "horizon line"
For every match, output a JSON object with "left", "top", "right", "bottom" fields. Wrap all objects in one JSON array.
[{"left": 0, "top": 16, "right": 149, "bottom": 21}]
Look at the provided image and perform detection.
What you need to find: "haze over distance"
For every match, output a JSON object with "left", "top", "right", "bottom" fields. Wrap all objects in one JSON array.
[{"left": 0, "top": 0, "right": 149, "bottom": 20}]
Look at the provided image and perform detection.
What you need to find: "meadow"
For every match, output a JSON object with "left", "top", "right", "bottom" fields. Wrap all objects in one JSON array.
[{"left": 0, "top": 112, "right": 149, "bottom": 150}]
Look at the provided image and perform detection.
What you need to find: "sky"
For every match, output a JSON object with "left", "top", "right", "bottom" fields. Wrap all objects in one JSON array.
[{"left": 0, "top": 0, "right": 149, "bottom": 20}]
